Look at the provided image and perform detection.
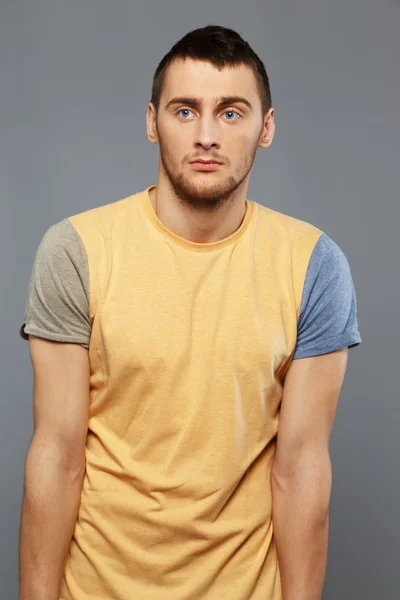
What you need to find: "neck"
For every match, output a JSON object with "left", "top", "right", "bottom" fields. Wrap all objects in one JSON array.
[{"left": 148, "top": 182, "right": 249, "bottom": 244}]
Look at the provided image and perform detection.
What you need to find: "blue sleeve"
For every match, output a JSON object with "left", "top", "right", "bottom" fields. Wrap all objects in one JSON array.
[{"left": 292, "top": 232, "right": 362, "bottom": 359}]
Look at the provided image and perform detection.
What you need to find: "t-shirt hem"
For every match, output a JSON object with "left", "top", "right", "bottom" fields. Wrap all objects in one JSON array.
[
  {"left": 20, "top": 323, "right": 90, "bottom": 348},
  {"left": 292, "top": 331, "right": 362, "bottom": 359}
]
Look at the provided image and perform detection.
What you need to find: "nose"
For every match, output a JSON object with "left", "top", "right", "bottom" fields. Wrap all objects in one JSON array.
[{"left": 194, "top": 115, "right": 220, "bottom": 150}]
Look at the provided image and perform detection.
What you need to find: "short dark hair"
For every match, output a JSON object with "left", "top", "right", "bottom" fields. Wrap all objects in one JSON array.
[{"left": 150, "top": 25, "right": 272, "bottom": 114}]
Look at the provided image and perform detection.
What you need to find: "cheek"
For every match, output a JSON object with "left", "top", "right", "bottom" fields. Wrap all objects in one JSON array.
[
  {"left": 228, "top": 131, "right": 257, "bottom": 155},
  {"left": 160, "top": 123, "right": 190, "bottom": 156},
  {"left": 160, "top": 117, "right": 188, "bottom": 141}
]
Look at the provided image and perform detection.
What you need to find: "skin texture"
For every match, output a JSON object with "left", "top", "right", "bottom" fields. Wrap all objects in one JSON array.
[
  {"left": 146, "top": 57, "right": 275, "bottom": 243},
  {"left": 271, "top": 348, "right": 348, "bottom": 600},
  {"left": 19, "top": 337, "right": 90, "bottom": 600}
]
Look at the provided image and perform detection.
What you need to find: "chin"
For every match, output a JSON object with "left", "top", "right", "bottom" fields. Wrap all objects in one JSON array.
[
  {"left": 190, "top": 180, "right": 226, "bottom": 194},
  {"left": 169, "top": 170, "right": 239, "bottom": 206}
]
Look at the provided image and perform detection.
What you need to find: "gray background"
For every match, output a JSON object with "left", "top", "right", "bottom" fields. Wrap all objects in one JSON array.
[{"left": 1, "top": 0, "right": 399, "bottom": 598}]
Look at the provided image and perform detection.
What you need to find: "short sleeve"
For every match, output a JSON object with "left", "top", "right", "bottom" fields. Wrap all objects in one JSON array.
[
  {"left": 292, "top": 232, "right": 361, "bottom": 359},
  {"left": 19, "top": 218, "right": 91, "bottom": 348}
]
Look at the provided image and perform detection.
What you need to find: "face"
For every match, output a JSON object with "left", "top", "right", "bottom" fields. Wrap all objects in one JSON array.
[{"left": 147, "top": 58, "right": 275, "bottom": 211}]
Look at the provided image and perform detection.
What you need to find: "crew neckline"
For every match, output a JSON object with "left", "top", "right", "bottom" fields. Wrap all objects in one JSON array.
[{"left": 139, "top": 184, "right": 255, "bottom": 253}]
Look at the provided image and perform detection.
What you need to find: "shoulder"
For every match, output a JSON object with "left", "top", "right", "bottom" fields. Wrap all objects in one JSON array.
[
  {"left": 67, "top": 191, "right": 139, "bottom": 235},
  {"left": 252, "top": 202, "right": 324, "bottom": 303},
  {"left": 254, "top": 201, "right": 322, "bottom": 238},
  {"left": 253, "top": 201, "right": 323, "bottom": 265},
  {"left": 34, "top": 217, "right": 86, "bottom": 265},
  {"left": 305, "top": 231, "right": 354, "bottom": 289}
]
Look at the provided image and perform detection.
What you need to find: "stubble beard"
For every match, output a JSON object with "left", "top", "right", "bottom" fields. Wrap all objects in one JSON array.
[{"left": 158, "top": 135, "right": 259, "bottom": 212}]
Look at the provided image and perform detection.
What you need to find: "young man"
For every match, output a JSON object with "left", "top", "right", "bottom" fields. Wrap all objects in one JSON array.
[{"left": 18, "top": 24, "right": 361, "bottom": 600}]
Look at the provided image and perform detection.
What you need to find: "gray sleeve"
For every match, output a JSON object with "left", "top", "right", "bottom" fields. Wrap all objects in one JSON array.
[
  {"left": 292, "top": 232, "right": 362, "bottom": 359},
  {"left": 19, "top": 218, "right": 91, "bottom": 348}
]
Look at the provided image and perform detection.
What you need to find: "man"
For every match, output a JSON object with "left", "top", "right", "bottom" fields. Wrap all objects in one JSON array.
[{"left": 18, "top": 24, "right": 361, "bottom": 600}]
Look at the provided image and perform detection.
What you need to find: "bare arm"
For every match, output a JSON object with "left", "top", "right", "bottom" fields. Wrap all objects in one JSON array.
[
  {"left": 19, "top": 335, "right": 90, "bottom": 600},
  {"left": 271, "top": 348, "right": 348, "bottom": 600}
]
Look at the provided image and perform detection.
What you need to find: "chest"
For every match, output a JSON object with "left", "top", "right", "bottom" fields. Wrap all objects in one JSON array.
[{"left": 91, "top": 247, "right": 297, "bottom": 387}]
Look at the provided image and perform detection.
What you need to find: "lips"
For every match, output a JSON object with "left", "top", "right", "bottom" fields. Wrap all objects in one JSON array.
[
  {"left": 190, "top": 160, "right": 221, "bottom": 165},
  {"left": 190, "top": 161, "right": 222, "bottom": 171}
]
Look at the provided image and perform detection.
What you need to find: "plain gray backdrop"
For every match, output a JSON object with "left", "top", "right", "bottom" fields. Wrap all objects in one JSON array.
[{"left": 2, "top": 1, "right": 399, "bottom": 598}]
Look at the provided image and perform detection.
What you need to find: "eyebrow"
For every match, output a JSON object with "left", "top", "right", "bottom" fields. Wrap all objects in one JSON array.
[{"left": 165, "top": 95, "right": 253, "bottom": 111}]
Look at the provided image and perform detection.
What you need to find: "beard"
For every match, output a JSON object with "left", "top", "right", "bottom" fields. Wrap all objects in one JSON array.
[{"left": 157, "top": 132, "right": 259, "bottom": 212}]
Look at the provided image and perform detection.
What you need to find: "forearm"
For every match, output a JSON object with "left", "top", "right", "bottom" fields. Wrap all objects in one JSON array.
[
  {"left": 19, "top": 441, "right": 85, "bottom": 600},
  {"left": 271, "top": 457, "right": 332, "bottom": 600}
]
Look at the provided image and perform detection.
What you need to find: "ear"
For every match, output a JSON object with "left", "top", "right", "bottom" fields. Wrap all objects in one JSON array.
[
  {"left": 146, "top": 102, "right": 159, "bottom": 145},
  {"left": 258, "top": 108, "right": 275, "bottom": 149}
]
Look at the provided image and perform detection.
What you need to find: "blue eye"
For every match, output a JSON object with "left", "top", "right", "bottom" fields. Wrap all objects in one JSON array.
[
  {"left": 177, "top": 108, "right": 242, "bottom": 120},
  {"left": 224, "top": 111, "right": 241, "bottom": 121},
  {"left": 178, "top": 109, "right": 194, "bottom": 118}
]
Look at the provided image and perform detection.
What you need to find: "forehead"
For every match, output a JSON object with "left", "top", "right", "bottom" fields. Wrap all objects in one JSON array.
[{"left": 161, "top": 58, "right": 260, "bottom": 106}]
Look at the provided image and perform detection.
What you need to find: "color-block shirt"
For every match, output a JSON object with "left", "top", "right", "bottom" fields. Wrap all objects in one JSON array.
[{"left": 19, "top": 185, "right": 361, "bottom": 600}]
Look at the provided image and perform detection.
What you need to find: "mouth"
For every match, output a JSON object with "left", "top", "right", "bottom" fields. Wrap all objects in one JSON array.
[{"left": 190, "top": 160, "right": 222, "bottom": 172}]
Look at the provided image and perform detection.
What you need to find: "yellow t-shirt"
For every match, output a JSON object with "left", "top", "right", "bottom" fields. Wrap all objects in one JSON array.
[{"left": 21, "top": 184, "right": 325, "bottom": 599}]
